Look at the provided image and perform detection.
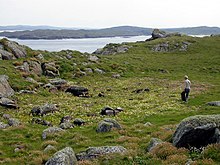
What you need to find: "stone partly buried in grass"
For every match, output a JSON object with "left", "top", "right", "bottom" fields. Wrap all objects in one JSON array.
[
  {"left": 172, "top": 115, "right": 220, "bottom": 148},
  {"left": 76, "top": 146, "right": 127, "bottom": 161},
  {"left": 42, "top": 127, "right": 65, "bottom": 140},
  {"left": 96, "top": 118, "right": 122, "bottom": 133},
  {"left": 45, "top": 147, "right": 77, "bottom": 165}
]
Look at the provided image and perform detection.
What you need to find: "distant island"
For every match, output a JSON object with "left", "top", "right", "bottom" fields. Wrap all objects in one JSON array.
[{"left": 0, "top": 25, "right": 220, "bottom": 39}]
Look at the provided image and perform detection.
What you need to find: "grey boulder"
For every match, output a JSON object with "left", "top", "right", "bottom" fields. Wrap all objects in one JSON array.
[
  {"left": 0, "top": 75, "right": 14, "bottom": 98},
  {"left": 172, "top": 115, "right": 220, "bottom": 148},
  {"left": 45, "top": 147, "right": 77, "bottom": 165}
]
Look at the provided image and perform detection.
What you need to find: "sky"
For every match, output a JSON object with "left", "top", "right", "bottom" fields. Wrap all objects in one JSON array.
[{"left": 0, "top": 0, "right": 219, "bottom": 28}]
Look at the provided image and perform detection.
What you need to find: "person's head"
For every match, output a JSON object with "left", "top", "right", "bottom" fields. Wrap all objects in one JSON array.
[{"left": 184, "top": 75, "right": 188, "bottom": 80}]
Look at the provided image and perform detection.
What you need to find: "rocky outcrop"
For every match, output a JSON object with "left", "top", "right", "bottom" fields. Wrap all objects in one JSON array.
[
  {"left": 0, "top": 75, "right": 14, "bottom": 98},
  {"left": 0, "top": 49, "right": 15, "bottom": 60},
  {"left": 42, "top": 62, "right": 60, "bottom": 77},
  {"left": 152, "top": 41, "right": 191, "bottom": 52},
  {"left": 207, "top": 101, "right": 220, "bottom": 106},
  {"left": 96, "top": 118, "right": 122, "bottom": 133},
  {"left": 31, "top": 103, "right": 58, "bottom": 116},
  {"left": 0, "top": 38, "right": 27, "bottom": 59},
  {"left": 173, "top": 115, "right": 220, "bottom": 148},
  {"left": 65, "top": 86, "right": 89, "bottom": 97},
  {"left": 76, "top": 146, "right": 127, "bottom": 161},
  {"left": 93, "top": 44, "right": 131, "bottom": 55},
  {"left": 45, "top": 147, "right": 77, "bottom": 165}
]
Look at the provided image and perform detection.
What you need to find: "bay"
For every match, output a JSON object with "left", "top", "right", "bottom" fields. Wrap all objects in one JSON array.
[{"left": 9, "top": 36, "right": 151, "bottom": 53}]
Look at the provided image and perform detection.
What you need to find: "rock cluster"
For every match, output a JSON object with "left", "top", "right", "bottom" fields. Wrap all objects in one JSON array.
[
  {"left": 0, "top": 38, "right": 27, "bottom": 60},
  {"left": 31, "top": 103, "right": 58, "bottom": 116}
]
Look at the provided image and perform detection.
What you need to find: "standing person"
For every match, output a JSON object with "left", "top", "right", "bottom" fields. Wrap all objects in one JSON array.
[{"left": 184, "top": 75, "right": 191, "bottom": 102}]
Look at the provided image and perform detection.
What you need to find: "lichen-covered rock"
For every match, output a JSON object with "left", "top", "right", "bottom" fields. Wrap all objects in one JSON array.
[
  {"left": 42, "top": 127, "right": 64, "bottom": 140},
  {"left": 76, "top": 146, "right": 127, "bottom": 161},
  {"left": 31, "top": 118, "right": 52, "bottom": 126},
  {"left": 31, "top": 103, "right": 58, "bottom": 116},
  {"left": 173, "top": 115, "right": 220, "bottom": 148},
  {"left": 44, "top": 145, "right": 57, "bottom": 153},
  {"left": 8, "top": 118, "right": 21, "bottom": 127},
  {"left": 147, "top": 138, "right": 163, "bottom": 152},
  {"left": 0, "top": 75, "right": 14, "bottom": 98},
  {"left": 0, "top": 97, "right": 18, "bottom": 109},
  {"left": 45, "top": 147, "right": 77, "bottom": 165},
  {"left": 96, "top": 118, "right": 122, "bottom": 133},
  {"left": 207, "top": 101, "right": 220, "bottom": 106},
  {"left": 59, "top": 122, "right": 74, "bottom": 129}
]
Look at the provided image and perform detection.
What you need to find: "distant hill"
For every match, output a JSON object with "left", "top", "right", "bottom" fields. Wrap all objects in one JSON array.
[{"left": 0, "top": 25, "right": 219, "bottom": 39}]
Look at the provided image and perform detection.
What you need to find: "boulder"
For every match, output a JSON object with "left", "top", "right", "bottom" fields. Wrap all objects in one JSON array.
[
  {"left": 29, "top": 61, "right": 42, "bottom": 75},
  {"left": 173, "top": 115, "right": 220, "bottom": 148},
  {"left": 96, "top": 118, "right": 122, "bottom": 133},
  {"left": 59, "top": 122, "right": 74, "bottom": 129},
  {"left": 31, "top": 103, "right": 58, "bottom": 116},
  {"left": 73, "top": 118, "right": 85, "bottom": 126},
  {"left": 88, "top": 55, "right": 99, "bottom": 62},
  {"left": 45, "top": 147, "right": 77, "bottom": 165},
  {"left": 60, "top": 116, "right": 73, "bottom": 124},
  {"left": 8, "top": 118, "right": 21, "bottom": 127},
  {"left": 76, "top": 146, "right": 127, "bottom": 161},
  {"left": 0, "top": 75, "right": 14, "bottom": 97},
  {"left": 100, "top": 106, "right": 123, "bottom": 116},
  {"left": 0, "top": 97, "right": 18, "bottom": 109},
  {"left": 207, "top": 101, "right": 220, "bottom": 106},
  {"left": 151, "top": 29, "right": 167, "bottom": 39},
  {"left": 65, "top": 86, "right": 89, "bottom": 97},
  {"left": 148, "top": 29, "right": 182, "bottom": 41},
  {"left": 44, "top": 145, "right": 57, "bottom": 153},
  {"left": 42, "top": 127, "right": 65, "bottom": 140},
  {"left": 94, "top": 68, "right": 105, "bottom": 74},
  {"left": 147, "top": 138, "right": 163, "bottom": 152}
]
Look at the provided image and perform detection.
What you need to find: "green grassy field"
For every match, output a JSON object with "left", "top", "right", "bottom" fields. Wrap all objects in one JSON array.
[{"left": 0, "top": 35, "right": 220, "bottom": 164}]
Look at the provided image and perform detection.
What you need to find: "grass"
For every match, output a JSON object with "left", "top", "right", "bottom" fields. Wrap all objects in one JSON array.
[{"left": 0, "top": 35, "right": 220, "bottom": 164}]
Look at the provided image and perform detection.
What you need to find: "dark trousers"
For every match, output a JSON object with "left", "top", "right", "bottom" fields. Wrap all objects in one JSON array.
[{"left": 184, "top": 88, "right": 190, "bottom": 101}]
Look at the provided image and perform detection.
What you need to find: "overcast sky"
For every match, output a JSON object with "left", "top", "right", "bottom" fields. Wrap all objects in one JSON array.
[{"left": 0, "top": 0, "right": 219, "bottom": 28}]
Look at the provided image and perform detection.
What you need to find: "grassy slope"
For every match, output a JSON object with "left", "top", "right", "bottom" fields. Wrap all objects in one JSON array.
[{"left": 0, "top": 36, "right": 219, "bottom": 164}]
